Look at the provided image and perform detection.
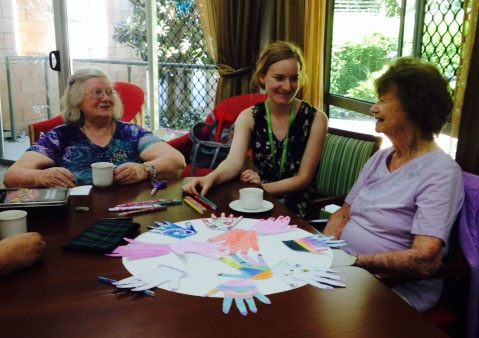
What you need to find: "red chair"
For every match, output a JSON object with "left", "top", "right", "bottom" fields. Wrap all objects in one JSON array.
[
  {"left": 113, "top": 81, "right": 145, "bottom": 127},
  {"left": 28, "top": 115, "right": 65, "bottom": 146},
  {"left": 168, "top": 93, "right": 268, "bottom": 177},
  {"left": 28, "top": 82, "right": 145, "bottom": 145}
]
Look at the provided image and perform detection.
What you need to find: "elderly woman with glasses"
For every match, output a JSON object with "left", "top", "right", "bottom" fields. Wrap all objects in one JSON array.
[{"left": 4, "top": 68, "right": 185, "bottom": 188}]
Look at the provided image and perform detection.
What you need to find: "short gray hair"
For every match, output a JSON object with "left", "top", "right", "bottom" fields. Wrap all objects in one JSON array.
[{"left": 61, "top": 67, "right": 123, "bottom": 125}]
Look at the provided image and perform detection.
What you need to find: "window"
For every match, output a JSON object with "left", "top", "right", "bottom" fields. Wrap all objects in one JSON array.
[
  {"left": 113, "top": 0, "right": 218, "bottom": 130},
  {"left": 324, "top": 0, "right": 464, "bottom": 150}
]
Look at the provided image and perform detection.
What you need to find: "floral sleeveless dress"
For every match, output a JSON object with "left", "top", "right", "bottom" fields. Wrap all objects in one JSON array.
[{"left": 251, "top": 101, "right": 317, "bottom": 217}]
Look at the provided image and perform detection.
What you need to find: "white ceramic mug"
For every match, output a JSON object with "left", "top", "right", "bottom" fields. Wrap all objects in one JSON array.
[
  {"left": 239, "top": 187, "right": 264, "bottom": 210},
  {"left": 0, "top": 210, "right": 28, "bottom": 239},
  {"left": 91, "top": 162, "right": 114, "bottom": 188}
]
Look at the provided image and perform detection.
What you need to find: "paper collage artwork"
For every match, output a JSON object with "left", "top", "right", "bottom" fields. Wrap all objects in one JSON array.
[{"left": 121, "top": 218, "right": 335, "bottom": 301}]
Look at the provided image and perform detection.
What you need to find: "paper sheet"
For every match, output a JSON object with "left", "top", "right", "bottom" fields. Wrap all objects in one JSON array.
[{"left": 69, "top": 185, "right": 92, "bottom": 196}]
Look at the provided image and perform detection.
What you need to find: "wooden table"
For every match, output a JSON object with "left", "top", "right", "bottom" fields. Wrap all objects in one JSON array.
[{"left": 0, "top": 179, "right": 448, "bottom": 338}]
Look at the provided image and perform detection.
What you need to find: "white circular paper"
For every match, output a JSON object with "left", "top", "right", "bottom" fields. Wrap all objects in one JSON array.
[{"left": 122, "top": 218, "right": 333, "bottom": 297}]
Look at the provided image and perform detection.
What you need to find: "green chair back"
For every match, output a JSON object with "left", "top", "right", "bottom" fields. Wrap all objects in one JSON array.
[{"left": 315, "top": 133, "right": 376, "bottom": 196}]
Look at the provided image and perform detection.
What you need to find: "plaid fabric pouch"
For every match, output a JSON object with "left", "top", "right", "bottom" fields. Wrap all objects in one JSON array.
[{"left": 62, "top": 217, "right": 140, "bottom": 253}]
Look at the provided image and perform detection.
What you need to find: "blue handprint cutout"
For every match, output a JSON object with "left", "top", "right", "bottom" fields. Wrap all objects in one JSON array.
[
  {"left": 219, "top": 254, "right": 272, "bottom": 280},
  {"left": 205, "top": 279, "right": 271, "bottom": 316},
  {"left": 150, "top": 221, "right": 197, "bottom": 239}
]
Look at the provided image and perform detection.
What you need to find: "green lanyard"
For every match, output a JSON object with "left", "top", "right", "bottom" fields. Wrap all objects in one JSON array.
[{"left": 266, "top": 100, "right": 296, "bottom": 180}]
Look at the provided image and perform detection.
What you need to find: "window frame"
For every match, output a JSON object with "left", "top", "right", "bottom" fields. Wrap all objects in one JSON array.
[{"left": 323, "top": 0, "right": 428, "bottom": 118}]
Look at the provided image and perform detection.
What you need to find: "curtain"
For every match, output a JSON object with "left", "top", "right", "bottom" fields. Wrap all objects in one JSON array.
[
  {"left": 455, "top": 0, "right": 479, "bottom": 174},
  {"left": 303, "top": 0, "right": 326, "bottom": 110},
  {"left": 196, "top": 0, "right": 262, "bottom": 105},
  {"left": 269, "top": 0, "right": 306, "bottom": 50},
  {"left": 451, "top": 0, "right": 479, "bottom": 138}
]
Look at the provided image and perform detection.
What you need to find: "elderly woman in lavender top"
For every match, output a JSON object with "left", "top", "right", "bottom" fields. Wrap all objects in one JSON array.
[
  {"left": 4, "top": 68, "right": 185, "bottom": 188},
  {"left": 323, "top": 58, "right": 464, "bottom": 313}
]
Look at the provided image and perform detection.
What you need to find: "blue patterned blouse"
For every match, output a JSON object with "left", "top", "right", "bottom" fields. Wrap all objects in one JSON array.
[{"left": 27, "top": 121, "right": 161, "bottom": 185}]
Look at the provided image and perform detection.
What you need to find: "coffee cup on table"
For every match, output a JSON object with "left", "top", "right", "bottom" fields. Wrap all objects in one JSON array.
[
  {"left": 0, "top": 210, "right": 28, "bottom": 239},
  {"left": 239, "top": 187, "right": 264, "bottom": 210},
  {"left": 91, "top": 162, "right": 114, "bottom": 188}
]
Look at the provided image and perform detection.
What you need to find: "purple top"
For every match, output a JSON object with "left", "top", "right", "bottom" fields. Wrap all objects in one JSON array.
[
  {"left": 27, "top": 121, "right": 160, "bottom": 185},
  {"left": 459, "top": 172, "right": 479, "bottom": 338},
  {"left": 341, "top": 147, "right": 464, "bottom": 312}
]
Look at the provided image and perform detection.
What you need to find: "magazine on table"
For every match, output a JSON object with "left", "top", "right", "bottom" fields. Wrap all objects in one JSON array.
[{"left": 0, "top": 188, "right": 70, "bottom": 208}]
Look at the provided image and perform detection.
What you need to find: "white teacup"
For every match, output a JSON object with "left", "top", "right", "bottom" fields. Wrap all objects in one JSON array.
[
  {"left": 0, "top": 210, "right": 28, "bottom": 239},
  {"left": 91, "top": 162, "right": 114, "bottom": 188},
  {"left": 239, "top": 187, "right": 264, "bottom": 210}
]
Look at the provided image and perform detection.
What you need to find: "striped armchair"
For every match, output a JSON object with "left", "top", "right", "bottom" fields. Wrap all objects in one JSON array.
[{"left": 305, "top": 127, "right": 382, "bottom": 220}]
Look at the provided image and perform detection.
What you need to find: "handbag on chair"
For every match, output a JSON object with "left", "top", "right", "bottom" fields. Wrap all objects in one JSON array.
[{"left": 189, "top": 112, "right": 233, "bottom": 177}]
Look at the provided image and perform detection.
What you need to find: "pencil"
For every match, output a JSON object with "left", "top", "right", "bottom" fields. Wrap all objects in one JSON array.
[
  {"left": 183, "top": 197, "right": 204, "bottom": 214},
  {"left": 185, "top": 195, "right": 207, "bottom": 212},
  {"left": 198, "top": 195, "right": 218, "bottom": 210},
  {"left": 97, "top": 276, "right": 155, "bottom": 297}
]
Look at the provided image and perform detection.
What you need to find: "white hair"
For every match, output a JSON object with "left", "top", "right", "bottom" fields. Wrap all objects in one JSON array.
[{"left": 60, "top": 67, "right": 123, "bottom": 125}]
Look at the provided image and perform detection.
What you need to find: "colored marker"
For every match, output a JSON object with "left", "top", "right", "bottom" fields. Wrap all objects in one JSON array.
[
  {"left": 193, "top": 195, "right": 217, "bottom": 211},
  {"left": 185, "top": 195, "right": 207, "bottom": 212},
  {"left": 183, "top": 197, "right": 204, "bottom": 214},
  {"left": 118, "top": 204, "right": 166, "bottom": 217},
  {"left": 198, "top": 195, "right": 218, "bottom": 210},
  {"left": 115, "top": 198, "right": 168, "bottom": 207},
  {"left": 97, "top": 276, "right": 155, "bottom": 297},
  {"left": 108, "top": 200, "right": 182, "bottom": 212}
]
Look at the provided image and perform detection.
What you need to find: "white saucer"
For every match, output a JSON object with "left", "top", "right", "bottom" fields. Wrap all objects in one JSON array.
[{"left": 229, "top": 199, "right": 274, "bottom": 213}]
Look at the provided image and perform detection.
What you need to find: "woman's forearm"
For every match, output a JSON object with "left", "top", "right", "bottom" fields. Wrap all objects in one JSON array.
[
  {"left": 355, "top": 245, "right": 442, "bottom": 278},
  {"left": 262, "top": 174, "right": 311, "bottom": 195},
  {"left": 323, "top": 204, "right": 351, "bottom": 239},
  {"left": 4, "top": 167, "right": 41, "bottom": 188},
  {"left": 208, "top": 157, "right": 245, "bottom": 186}
]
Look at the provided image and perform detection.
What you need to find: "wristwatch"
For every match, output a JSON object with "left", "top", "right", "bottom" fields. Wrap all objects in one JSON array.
[{"left": 143, "top": 163, "right": 157, "bottom": 180}]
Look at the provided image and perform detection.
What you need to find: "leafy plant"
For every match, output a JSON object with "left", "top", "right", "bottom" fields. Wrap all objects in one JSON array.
[
  {"left": 113, "top": 0, "right": 216, "bottom": 129},
  {"left": 330, "top": 33, "right": 397, "bottom": 98},
  {"left": 113, "top": 0, "right": 213, "bottom": 64}
]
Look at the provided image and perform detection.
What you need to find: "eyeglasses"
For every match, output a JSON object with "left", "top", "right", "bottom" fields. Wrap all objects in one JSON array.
[{"left": 85, "top": 88, "right": 115, "bottom": 98}]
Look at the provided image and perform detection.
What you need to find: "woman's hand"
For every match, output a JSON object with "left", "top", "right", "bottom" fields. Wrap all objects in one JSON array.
[
  {"left": 182, "top": 176, "right": 214, "bottom": 196},
  {"left": 37, "top": 167, "right": 76, "bottom": 188},
  {"left": 114, "top": 163, "right": 147, "bottom": 185},
  {"left": 240, "top": 169, "right": 262, "bottom": 185}
]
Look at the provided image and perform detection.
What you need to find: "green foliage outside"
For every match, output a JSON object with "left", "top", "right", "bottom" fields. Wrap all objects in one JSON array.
[
  {"left": 329, "top": 0, "right": 462, "bottom": 121},
  {"left": 330, "top": 33, "right": 397, "bottom": 103},
  {"left": 113, "top": 0, "right": 213, "bottom": 64},
  {"left": 113, "top": 0, "right": 215, "bottom": 129}
]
